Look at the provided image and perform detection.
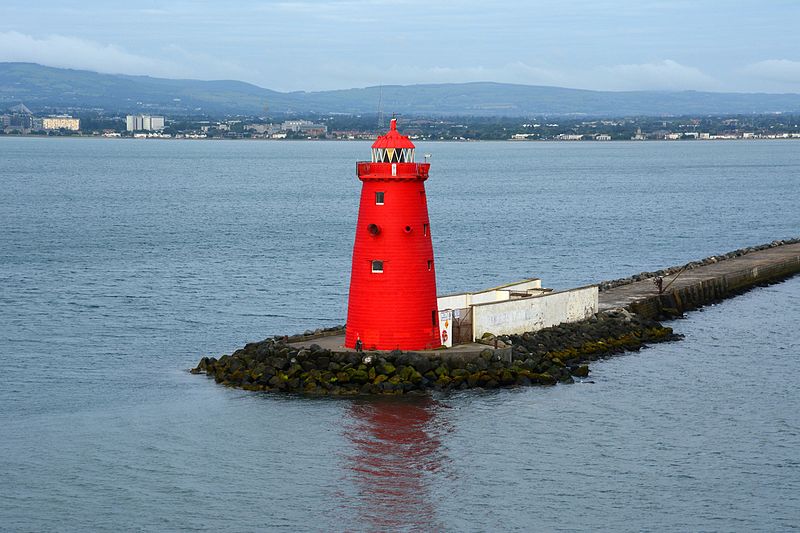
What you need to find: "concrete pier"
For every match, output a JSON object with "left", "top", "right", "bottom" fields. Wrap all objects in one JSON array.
[
  {"left": 288, "top": 242, "right": 800, "bottom": 356},
  {"left": 196, "top": 241, "right": 800, "bottom": 394},
  {"left": 598, "top": 242, "right": 800, "bottom": 318}
]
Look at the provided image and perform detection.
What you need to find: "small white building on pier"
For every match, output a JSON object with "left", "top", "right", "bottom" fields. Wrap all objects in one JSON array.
[{"left": 437, "top": 279, "right": 598, "bottom": 345}]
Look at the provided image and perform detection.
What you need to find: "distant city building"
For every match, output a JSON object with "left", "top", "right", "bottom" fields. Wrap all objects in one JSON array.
[
  {"left": 9, "top": 115, "right": 28, "bottom": 128},
  {"left": 150, "top": 116, "right": 166, "bottom": 130},
  {"left": 42, "top": 116, "right": 80, "bottom": 131},
  {"left": 330, "top": 130, "right": 376, "bottom": 140},
  {"left": 3, "top": 103, "right": 35, "bottom": 130},
  {"left": 281, "top": 120, "right": 309, "bottom": 132},
  {"left": 596, "top": 134, "right": 612, "bottom": 141},
  {"left": 126, "top": 115, "right": 165, "bottom": 131},
  {"left": 281, "top": 119, "right": 327, "bottom": 135},
  {"left": 246, "top": 123, "right": 282, "bottom": 135}
]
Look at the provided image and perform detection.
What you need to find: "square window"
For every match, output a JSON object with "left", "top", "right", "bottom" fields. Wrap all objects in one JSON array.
[
  {"left": 371, "top": 260, "right": 384, "bottom": 273},
  {"left": 375, "top": 191, "right": 384, "bottom": 205}
]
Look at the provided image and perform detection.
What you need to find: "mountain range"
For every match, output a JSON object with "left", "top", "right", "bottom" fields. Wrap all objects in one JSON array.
[{"left": 2, "top": 62, "right": 800, "bottom": 117}]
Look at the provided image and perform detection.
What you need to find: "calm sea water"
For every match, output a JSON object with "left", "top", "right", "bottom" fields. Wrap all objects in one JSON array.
[{"left": 1, "top": 137, "right": 799, "bottom": 531}]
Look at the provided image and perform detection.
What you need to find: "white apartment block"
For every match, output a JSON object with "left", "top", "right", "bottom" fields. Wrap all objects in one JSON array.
[
  {"left": 126, "top": 115, "right": 166, "bottom": 131},
  {"left": 43, "top": 116, "right": 80, "bottom": 131}
]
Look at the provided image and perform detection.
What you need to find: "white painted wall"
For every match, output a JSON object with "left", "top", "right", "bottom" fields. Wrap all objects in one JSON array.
[
  {"left": 438, "top": 278, "right": 542, "bottom": 310},
  {"left": 438, "top": 293, "right": 469, "bottom": 310},
  {"left": 471, "top": 290, "right": 511, "bottom": 305},
  {"left": 472, "top": 286, "right": 598, "bottom": 339},
  {"left": 501, "top": 279, "right": 542, "bottom": 291}
]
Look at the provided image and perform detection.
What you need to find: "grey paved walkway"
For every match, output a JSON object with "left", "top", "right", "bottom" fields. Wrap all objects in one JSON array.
[{"left": 598, "top": 242, "right": 800, "bottom": 311}]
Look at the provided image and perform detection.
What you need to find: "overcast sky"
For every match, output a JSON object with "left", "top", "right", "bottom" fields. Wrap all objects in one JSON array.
[{"left": 2, "top": 1, "right": 799, "bottom": 93}]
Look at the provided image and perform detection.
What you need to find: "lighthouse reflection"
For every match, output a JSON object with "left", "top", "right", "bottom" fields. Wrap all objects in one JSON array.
[{"left": 343, "top": 396, "right": 448, "bottom": 531}]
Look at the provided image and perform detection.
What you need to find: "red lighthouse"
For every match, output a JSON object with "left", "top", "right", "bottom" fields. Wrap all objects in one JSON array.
[{"left": 345, "top": 119, "right": 440, "bottom": 350}]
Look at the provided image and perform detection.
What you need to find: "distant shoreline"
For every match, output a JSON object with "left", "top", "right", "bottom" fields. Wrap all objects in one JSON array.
[{"left": 3, "top": 133, "right": 800, "bottom": 143}]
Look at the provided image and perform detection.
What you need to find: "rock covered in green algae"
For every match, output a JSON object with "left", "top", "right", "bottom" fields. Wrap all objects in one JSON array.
[{"left": 191, "top": 311, "right": 681, "bottom": 395}]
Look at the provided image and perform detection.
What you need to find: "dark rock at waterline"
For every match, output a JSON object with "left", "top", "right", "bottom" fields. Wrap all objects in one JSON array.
[
  {"left": 571, "top": 365, "right": 590, "bottom": 378},
  {"left": 192, "top": 310, "right": 680, "bottom": 395}
]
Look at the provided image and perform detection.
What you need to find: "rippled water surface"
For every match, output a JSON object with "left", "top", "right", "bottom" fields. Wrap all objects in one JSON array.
[{"left": 1, "top": 137, "right": 799, "bottom": 531}]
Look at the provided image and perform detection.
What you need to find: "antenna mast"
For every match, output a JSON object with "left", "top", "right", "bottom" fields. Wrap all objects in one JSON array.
[{"left": 377, "top": 85, "right": 384, "bottom": 129}]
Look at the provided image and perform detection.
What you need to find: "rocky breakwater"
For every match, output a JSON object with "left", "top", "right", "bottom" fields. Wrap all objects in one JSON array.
[{"left": 192, "top": 310, "right": 680, "bottom": 395}]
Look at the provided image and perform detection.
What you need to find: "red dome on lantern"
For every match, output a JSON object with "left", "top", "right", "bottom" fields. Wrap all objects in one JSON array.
[
  {"left": 371, "top": 118, "right": 416, "bottom": 149},
  {"left": 345, "top": 119, "right": 440, "bottom": 351}
]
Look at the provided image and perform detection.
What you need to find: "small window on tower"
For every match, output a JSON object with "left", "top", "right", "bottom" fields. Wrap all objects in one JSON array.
[
  {"left": 427, "top": 260, "right": 433, "bottom": 271},
  {"left": 371, "top": 260, "right": 384, "bottom": 273},
  {"left": 375, "top": 191, "right": 384, "bottom": 205},
  {"left": 423, "top": 223, "right": 429, "bottom": 236}
]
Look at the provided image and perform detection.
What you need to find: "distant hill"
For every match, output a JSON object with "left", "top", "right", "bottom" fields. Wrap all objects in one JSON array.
[
  {"left": 0, "top": 63, "right": 291, "bottom": 115},
  {"left": 2, "top": 62, "right": 800, "bottom": 117}
]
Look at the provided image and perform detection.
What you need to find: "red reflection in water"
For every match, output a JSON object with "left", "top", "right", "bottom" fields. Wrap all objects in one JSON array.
[{"left": 343, "top": 397, "right": 447, "bottom": 531}]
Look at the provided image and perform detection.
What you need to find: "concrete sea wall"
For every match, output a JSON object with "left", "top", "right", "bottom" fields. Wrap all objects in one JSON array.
[
  {"left": 599, "top": 240, "right": 800, "bottom": 319},
  {"left": 598, "top": 238, "right": 800, "bottom": 293},
  {"left": 632, "top": 257, "right": 800, "bottom": 318},
  {"left": 472, "top": 285, "right": 598, "bottom": 339}
]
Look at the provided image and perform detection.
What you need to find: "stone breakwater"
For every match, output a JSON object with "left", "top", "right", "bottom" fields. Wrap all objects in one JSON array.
[
  {"left": 193, "top": 240, "right": 800, "bottom": 395},
  {"left": 192, "top": 311, "right": 679, "bottom": 395},
  {"left": 598, "top": 238, "right": 800, "bottom": 292}
]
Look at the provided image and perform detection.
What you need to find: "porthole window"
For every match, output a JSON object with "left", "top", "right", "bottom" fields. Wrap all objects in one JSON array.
[
  {"left": 371, "top": 260, "right": 384, "bottom": 273},
  {"left": 404, "top": 225, "right": 412, "bottom": 233},
  {"left": 375, "top": 191, "right": 384, "bottom": 205}
]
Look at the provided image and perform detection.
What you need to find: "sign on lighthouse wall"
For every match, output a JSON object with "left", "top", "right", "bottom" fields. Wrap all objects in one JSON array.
[{"left": 439, "top": 309, "right": 453, "bottom": 348}]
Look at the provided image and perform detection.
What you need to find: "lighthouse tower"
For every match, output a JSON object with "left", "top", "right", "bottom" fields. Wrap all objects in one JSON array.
[{"left": 345, "top": 119, "right": 440, "bottom": 350}]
